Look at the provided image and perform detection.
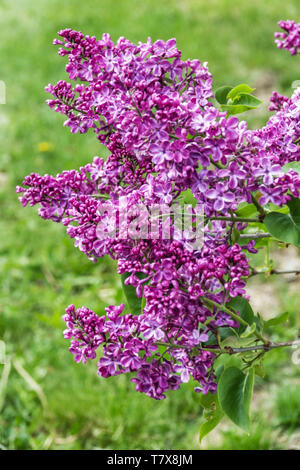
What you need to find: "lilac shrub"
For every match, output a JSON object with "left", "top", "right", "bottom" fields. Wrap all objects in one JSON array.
[{"left": 17, "top": 22, "right": 300, "bottom": 433}]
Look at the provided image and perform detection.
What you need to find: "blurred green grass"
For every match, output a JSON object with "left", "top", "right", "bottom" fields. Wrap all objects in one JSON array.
[{"left": 0, "top": 0, "right": 299, "bottom": 450}]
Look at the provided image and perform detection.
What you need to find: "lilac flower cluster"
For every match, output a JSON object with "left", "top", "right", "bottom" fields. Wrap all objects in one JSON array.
[
  {"left": 17, "top": 28, "right": 300, "bottom": 399},
  {"left": 63, "top": 303, "right": 215, "bottom": 399},
  {"left": 275, "top": 20, "right": 300, "bottom": 55}
]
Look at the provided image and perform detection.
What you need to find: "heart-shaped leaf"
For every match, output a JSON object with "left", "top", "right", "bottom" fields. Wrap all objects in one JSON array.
[
  {"left": 218, "top": 366, "right": 254, "bottom": 432},
  {"left": 287, "top": 196, "right": 300, "bottom": 227},
  {"left": 264, "top": 212, "right": 300, "bottom": 247}
]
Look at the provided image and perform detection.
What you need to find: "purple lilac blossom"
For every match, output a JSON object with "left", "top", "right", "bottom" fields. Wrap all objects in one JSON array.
[{"left": 17, "top": 27, "right": 300, "bottom": 399}]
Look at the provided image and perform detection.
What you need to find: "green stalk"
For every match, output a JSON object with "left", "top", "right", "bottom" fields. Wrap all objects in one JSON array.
[
  {"left": 207, "top": 216, "right": 260, "bottom": 223},
  {"left": 202, "top": 297, "right": 269, "bottom": 344}
]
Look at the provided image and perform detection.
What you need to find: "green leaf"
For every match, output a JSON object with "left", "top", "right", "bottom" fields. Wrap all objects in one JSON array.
[
  {"left": 214, "top": 355, "right": 243, "bottom": 377},
  {"left": 264, "top": 212, "right": 300, "bottom": 247},
  {"left": 221, "top": 93, "right": 262, "bottom": 116},
  {"left": 240, "top": 323, "right": 256, "bottom": 338},
  {"left": 232, "top": 227, "right": 240, "bottom": 243},
  {"left": 205, "top": 326, "right": 238, "bottom": 346},
  {"left": 232, "top": 93, "right": 262, "bottom": 108},
  {"left": 199, "top": 409, "right": 223, "bottom": 442},
  {"left": 199, "top": 391, "right": 217, "bottom": 409},
  {"left": 267, "top": 203, "right": 289, "bottom": 214},
  {"left": 199, "top": 394, "right": 224, "bottom": 442},
  {"left": 253, "top": 236, "right": 271, "bottom": 248},
  {"left": 221, "top": 334, "right": 256, "bottom": 348},
  {"left": 227, "top": 297, "right": 254, "bottom": 333},
  {"left": 221, "top": 104, "right": 253, "bottom": 116},
  {"left": 121, "top": 272, "right": 146, "bottom": 315},
  {"left": 227, "top": 84, "right": 255, "bottom": 102},
  {"left": 236, "top": 203, "right": 257, "bottom": 218},
  {"left": 264, "top": 311, "right": 289, "bottom": 328},
  {"left": 287, "top": 196, "right": 300, "bottom": 228},
  {"left": 256, "top": 312, "right": 265, "bottom": 332},
  {"left": 219, "top": 326, "right": 239, "bottom": 339},
  {"left": 215, "top": 86, "right": 233, "bottom": 104},
  {"left": 254, "top": 362, "right": 265, "bottom": 378},
  {"left": 218, "top": 367, "right": 254, "bottom": 432},
  {"left": 179, "top": 188, "right": 198, "bottom": 207}
]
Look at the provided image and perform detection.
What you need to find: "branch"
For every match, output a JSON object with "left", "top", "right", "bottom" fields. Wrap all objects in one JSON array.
[
  {"left": 226, "top": 340, "right": 300, "bottom": 353},
  {"left": 207, "top": 216, "right": 261, "bottom": 223},
  {"left": 251, "top": 268, "right": 300, "bottom": 276},
  {"left": 239, "top": 232, "right": 271, "bottom": 239},
  {"left": 155, "top": 340, "right": 300, "bottom": 355}
]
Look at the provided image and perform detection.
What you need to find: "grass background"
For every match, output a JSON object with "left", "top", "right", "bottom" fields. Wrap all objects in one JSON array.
[{"left": 0, "top": 0, "right": 299, "bottom": 450}]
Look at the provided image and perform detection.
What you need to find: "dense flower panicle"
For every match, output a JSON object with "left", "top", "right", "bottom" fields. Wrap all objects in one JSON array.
[
  {"left": 18, "top": 26, "right": 300, "bottom": 399},
  {"left": 275, "top": 20, "right": 300, "bottom": 55},
  {"left": 63, "top": 302, "right": 216, "bottom": 399},
  {"left": 45, "top": 30, "right": 216, "bottom": 192},
  {"left": 19, "top": 28, "right": 300, "bottom": 223}
]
